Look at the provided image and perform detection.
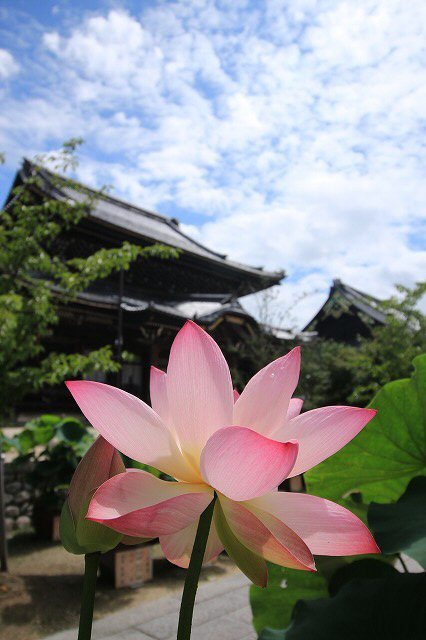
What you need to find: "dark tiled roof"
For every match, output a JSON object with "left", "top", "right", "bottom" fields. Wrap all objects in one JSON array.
[
  {"left": 15, "top": 159, "right": 284, "bottom": 285},
  {"left": 304, "top": 278, "right": 386, "bottom": 331},
  {"left": 330, "top": 279, "right": 386, "bottom": 324}
]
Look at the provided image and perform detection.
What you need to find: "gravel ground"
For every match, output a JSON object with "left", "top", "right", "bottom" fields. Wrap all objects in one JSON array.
[{"left": 0, "top": 535, "right": 239, "bottom": 640}]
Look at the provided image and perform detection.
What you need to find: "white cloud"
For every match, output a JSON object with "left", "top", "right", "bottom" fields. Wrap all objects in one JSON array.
[
  {"left": 1, "top": 0, "right": 425, "bottom": 327},
  {"left": 0, "top": 49, "right": 19, "bottom": 78}
]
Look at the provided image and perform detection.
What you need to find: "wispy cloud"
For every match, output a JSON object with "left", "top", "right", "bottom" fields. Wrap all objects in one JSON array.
[
  {"left": 1, "top": 0, "right": 425, "bottom": 326},
  {"left": 0, "top": 48, "right": 19, "bottom": 78}
]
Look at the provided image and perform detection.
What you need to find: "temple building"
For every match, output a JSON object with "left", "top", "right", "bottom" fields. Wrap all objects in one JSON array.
[
  {"left": 303, "top": 278, "right": 386, "bottom": 344},
  {"left": 6, "top": 159, "right": 285, "bottom": 409}
]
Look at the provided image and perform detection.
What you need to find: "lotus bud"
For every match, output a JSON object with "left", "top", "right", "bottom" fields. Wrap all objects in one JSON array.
[{"left": 60, "top": 436, "right": 124, "bottom": 554}]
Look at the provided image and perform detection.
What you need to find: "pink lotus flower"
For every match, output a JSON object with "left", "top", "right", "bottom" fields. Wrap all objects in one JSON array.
[{"left": 66, "top": 321, "right": 379, "bottom": 586}]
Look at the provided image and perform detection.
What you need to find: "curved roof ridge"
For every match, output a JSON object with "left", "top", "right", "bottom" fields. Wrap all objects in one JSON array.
[{"left": 18, "top": 159, "right": 284, "bottom": 281}]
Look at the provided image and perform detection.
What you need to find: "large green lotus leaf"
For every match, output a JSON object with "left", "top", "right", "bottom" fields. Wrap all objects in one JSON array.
[
  {"left": 257, "top": 560, "right": 401, "bottom": 640},
  {"left": 32, "top": 424, "right": 55, "bottom": 445},
  {"left": 306, "top": 355, "right": 426, "bottom": 503},
  {"left": 250, "top": 563, "right": 327, "bottom": 634},
  {"left": 368, "top": 475, "right": 426, "bottom": 568},
  {"left": 36, "top": 414, "right": 61, "bottom": 427},
  {"left": 283, "top": 572, "right": 426, "bottom": 640},
  {"left": 14, "top": 429, "right": 36, "bottom": 454},
  {"left": 327, "top": 558, "right": 399, "bottom": 596},
  {"left": 57, "top": 417, "right": 87, "bottom": 442}
]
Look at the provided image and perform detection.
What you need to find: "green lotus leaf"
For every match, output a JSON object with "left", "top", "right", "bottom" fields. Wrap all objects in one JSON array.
[
  {"left": 250, "top": 563, "right": 327, "bottom": 634},
  {"left": 306, "top": 355, "right": 426, "bottom": 503},
  {"left": 327, "top": 558, "right": 398, "bottom": 596},
  {"left": 282, "top": 572, "right": 426, "bottom": 640},
  {"left": 57, "top": 417, "right": 87, "bottom": 442},
  {"left": 368, "top": 475, "right": 426, "bottom": 568}
]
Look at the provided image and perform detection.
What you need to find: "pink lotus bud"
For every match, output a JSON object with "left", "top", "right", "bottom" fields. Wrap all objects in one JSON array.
[{"left": 60, "top": 436, "right": 125, "bottom": 554}]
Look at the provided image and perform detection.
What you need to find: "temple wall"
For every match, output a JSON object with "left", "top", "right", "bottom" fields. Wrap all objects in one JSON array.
[{"left": 4, "top": 464, "right": 34, "bottom": 537}]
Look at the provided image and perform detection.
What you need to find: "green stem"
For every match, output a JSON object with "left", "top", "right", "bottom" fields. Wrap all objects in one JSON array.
[
  {"left": 78, "top": 552, "right": 101, "bottom": 640},
  {"left": 177, "top": 494, "right": 217, "bottom": 640}
]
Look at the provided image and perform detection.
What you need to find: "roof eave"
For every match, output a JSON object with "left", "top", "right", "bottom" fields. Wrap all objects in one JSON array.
[{"left": 15, "top": 159, "right": 285, "bottom": 286}]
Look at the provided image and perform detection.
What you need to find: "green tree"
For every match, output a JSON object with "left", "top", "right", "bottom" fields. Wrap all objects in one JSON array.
[
  {"left": 349, "top": 282, "right": 426, "bottom": 406},
  {"left": 0, "top": 140, "right": 177, "bottom": 420},
  {"left": 230, "top": 282, "right": 425, "bottom": 411},
  {"left": 296, "top": 339, "right": 358, "bottom": 410},
  {"left": 298, "top": 283, "right": 426, "bottom": 409}
]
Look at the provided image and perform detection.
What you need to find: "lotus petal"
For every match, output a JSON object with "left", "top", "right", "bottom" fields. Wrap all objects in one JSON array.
[
  {"left": 160, "top": 518, "right": 223, "bottom": 568},
  {"left": 200, "top": 426, "right": 298, "bottom": 501},
  {"left": 284, "top": 406, "right": 377, "bottom": 476},
  {"left": 219, "top": 495, "right": 315, "bottom": 572},
  {"left": 66, "top": 380, "right": 195, "bottom": 481},
  {"left": 87, "top": 469, "right": 213, "bottom": 537},
  {"left": 166, "top": 321, "right": 233, "bottom": 458},
  {"left": 234, "top": 347, "right": 300, "bottom": 438},
  {"left": 248, "top": 491, "right": 379, "bottom": 555}
]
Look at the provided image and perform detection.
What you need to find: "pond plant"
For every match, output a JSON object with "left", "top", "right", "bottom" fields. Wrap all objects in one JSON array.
[
  {"left": 2, "top": 414, "right": 93, "bottom": 535},
  {"left": 62, "top": 320, "right": 383, "bottom": 640},
  {"left": 250, "top": 355, "right": 426, "bottom": 639}
]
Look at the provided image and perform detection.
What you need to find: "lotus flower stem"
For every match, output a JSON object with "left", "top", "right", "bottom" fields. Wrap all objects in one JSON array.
[
  {"left": 78, "top": 552, "right": 101, "bottom": 640},
  {"left": 177, "top": 494, "right": 217, "bottom": 640},
  {"left": 397, "top": 553, "right": 409, "bottom": 573}
]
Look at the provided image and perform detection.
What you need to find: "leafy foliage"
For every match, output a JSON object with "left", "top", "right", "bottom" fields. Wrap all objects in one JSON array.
[
  {"left": 232, "top": 282, "right": 425, "bottom": 412},
  {"left": 298, "top": 282, "right": 426, "bottom": 410},
  {"left": 0, "top": 140, "right": 178, "bottom": 418},
  {"left": 251, "top": 362, "right": 426, "bottom": 640},
  {"left": 368, "top": 476, "right": 426, "bottom": 568},
  {"left": 260, "top": 572, "right": 426, "bottom": 640},
  {"left": 326, "top": 557, "right": 398, "bottom": 596},
  {"left": 2, "top": 413, "right": 94, "bottom": 511},
  {"left": 296, "top": 339, "right": 360, "bottom": 411},
  {"left": 349, "top": 282, "right": 426, "bottom": 406},
  {"left": 250, "top": 563, "right": 328, "bottom": 634},
  {"left": 228, "top": 330, "right": 282, "bottom": 393},
  {"left": 254, "top": 493, "right": 426, "bottom": 639},
  {"left": 305, "top": 354, "right": 426, "bottom": 503}
]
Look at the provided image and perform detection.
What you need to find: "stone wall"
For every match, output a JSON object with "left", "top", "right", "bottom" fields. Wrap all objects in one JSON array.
[{"left": 4, "top": 465, "right": 34, "bottom": 537}]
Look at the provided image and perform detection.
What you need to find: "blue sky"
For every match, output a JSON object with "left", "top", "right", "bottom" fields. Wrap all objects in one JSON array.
[{"left": 1, "top": 0, "right": 425, "bottom": 327}]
